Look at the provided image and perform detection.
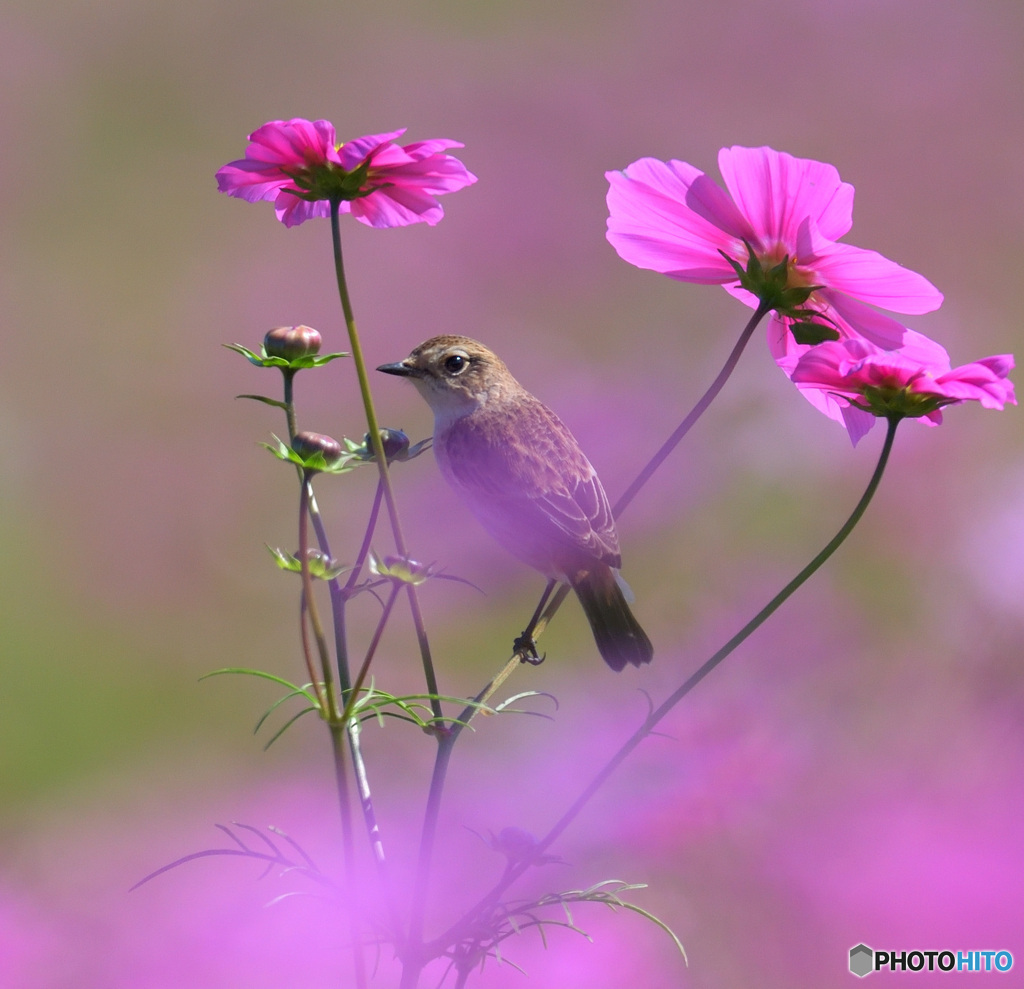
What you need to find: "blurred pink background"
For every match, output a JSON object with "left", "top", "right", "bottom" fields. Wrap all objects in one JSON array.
[{"left": 1, "top": 1, "right": 1022, "bottom": 985}]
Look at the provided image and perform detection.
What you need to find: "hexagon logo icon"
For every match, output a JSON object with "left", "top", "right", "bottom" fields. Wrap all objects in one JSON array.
[{"left": 849, "top": 943, "right": 873, "bottom": 977}]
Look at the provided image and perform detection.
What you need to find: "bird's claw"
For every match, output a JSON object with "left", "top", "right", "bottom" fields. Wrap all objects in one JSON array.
[{"left": 513, "top": 632, "right": 545, "bottom": 665}]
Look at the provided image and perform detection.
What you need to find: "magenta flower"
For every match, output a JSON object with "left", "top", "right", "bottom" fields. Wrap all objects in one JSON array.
[
  {"left": 790, "top": 337, "right": 1015, "bottom": 444},
  {"left": 606, "top": 146, "right": 943, "bottom": 351},
  {"left": 216, "top": 118, "right": 476, "bottom": 228}
]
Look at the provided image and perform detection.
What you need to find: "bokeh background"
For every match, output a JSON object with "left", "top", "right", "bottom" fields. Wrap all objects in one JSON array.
[{"left": 2, "top": 1, "right": 1022, "bottom": 986}]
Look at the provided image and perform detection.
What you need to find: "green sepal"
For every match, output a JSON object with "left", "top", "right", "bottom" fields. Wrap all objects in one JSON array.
[
  {"left": 344, "top": 429, "right": 433, "bottom": 464},
  {"left": 788, "top": 316, "right": 841, "bottom": 345},
  {"left": 846, "top": 386, "right": 952, "bottom": 421},
  {"left": 368, "top": 552, "right": 481, "bottom": 591},
  {"left": 720, "top": 244, "right": 833, "bottom": 327},
  {"left": 261, "top": 434, "right": 361, "bottom": 474},
  {"left": 267, "top": 545, "right": 350, "bottom": 580},
  {"left": 224, "top": 342, "right": 348, "bottom": 371},
  {"left": 278, "top": 159, "right": 381, "bottom": 204}
]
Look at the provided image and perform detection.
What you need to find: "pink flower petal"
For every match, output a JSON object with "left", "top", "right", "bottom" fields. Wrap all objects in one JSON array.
[
  {"left": 607, "top": 144, "right": 946, "bottom": 368},
  {"left": 824, "top": 294, "right": 929, "bottom": 352},
  {"left": 246, "top": 118, "right": 340, "bottom": 167},
  {"left": 216, "top": 119, "right": 474, "bottom": 228},
  {"left": 932, "top": 355, "right": 1017, "bottom": 409},
  {"left": 718, "top": 146, "right": 855, "bottom": 246},
  {"left": 336, "top": 129, "right": 407, "bottom": 171},
  {"left": 605, "top": 160, "right": 747, "bottom": 282},
  {"left": 274, "top": 193, "right": 331, "bottom": 228},
  {"left": 215, "top": 160, "right": 288, "bottom": 202},
  {"left": 789, "top": 337, "right": 1015, "bottom": 443},
  {"left": 809, "top": 240, "right": 944, "bottom": 315},
  {"left": 350, "top": 185, "right": 446, "bottom": 228}
]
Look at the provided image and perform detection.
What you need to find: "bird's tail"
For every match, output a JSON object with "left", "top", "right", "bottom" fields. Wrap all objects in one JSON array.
[{"left": 572, "top": 567, "right": 654, "bottom": 671}]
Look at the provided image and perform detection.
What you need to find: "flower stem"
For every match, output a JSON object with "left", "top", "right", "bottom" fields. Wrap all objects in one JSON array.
[
  {"left": 338, "top": 583, "right": 400, "bottom": 727},
  {"left": 297, "top": 480, "right": 336, "bottom": 715},
  {"left": 328, "top": 199, "right": 441, "bottom": 717},
  {"left": 282, "top": 369, "right": 352, "bottom": 692},
  {"left": 401, "top": 732, "right": 456, "bottom": 988},
  {"left": 612, "top": 302, "right": 769, "bottom": 518},
  {"left": 428, "top": 414, "right": 901, "bottom": 955},
  {"left": 343, "top": 479, "right": 385, "bottom": 595},
  {"left": 299, "top": 476, "right": 365, "bottom": 986},
  {"left": 327, "top": 720, "right": 367, "bottom": 989}
]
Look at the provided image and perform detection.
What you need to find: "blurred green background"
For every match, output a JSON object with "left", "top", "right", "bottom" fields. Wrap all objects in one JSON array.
[{"left": 2, "top": 1, "right": 1022, "bottom": 986}]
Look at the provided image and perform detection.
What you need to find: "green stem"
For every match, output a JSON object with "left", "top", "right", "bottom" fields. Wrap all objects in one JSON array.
[
  {"left": 283, "top": 369, "right": 352, "bottom": 693},
  {"left": 282, "top": 369, "right": 298, "bottom": 439},
  {"left": 328, "top": 720, "right": 367, "bottom": 989},
  {"left": 297, "top": 480, "right": 333, "bottom": 714},
  {"left": 338, "top": 583, "right": 401, "bottom": 727},
  {"left": 427, "top": 415, "right": 902, "bottom": 957},
  {"left": 613, "top": 302, "right": 768, "bottom": 518},
  {"left": 401, "top": 733, "right": 456, "bottom": 988},
  {"left": 300, "top": 477, "right": 364, "bottom": 987},
  {"left": 347, "top": 715, "right": 404, "bottom": 940},
  {"left": 343, "top": 479, "right": 384, "bottom": 596},
  {"left": 329, "top": 199, "right": 441, "bottom": 718}
]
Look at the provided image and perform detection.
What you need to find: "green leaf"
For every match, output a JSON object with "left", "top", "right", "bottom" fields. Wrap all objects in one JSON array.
[
  {"left": 262, "top": 706, "right": 318, "bottom": 750},
  {"left": 200, "top": 667, "right": 321, "bottom": 707},
  {"left": 253, "top": 688, "right": 311, "bottom": 735},
  {"left": 236, "top": 394, "right": 291, "bottom": 410},
  {"left": 789, "top": 319, "right": 841, "bottom": 346}
]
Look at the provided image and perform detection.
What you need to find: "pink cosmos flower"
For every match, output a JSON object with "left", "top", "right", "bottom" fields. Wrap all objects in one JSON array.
[
  {"left": 605, "top": 146, "right": 943, "bottom": 352},
  {"left": 216, "top": 118, "right": 476, "bottom": 228},
  {"left": 790, "top": 337, "right": 1015, "bottom": 444}
]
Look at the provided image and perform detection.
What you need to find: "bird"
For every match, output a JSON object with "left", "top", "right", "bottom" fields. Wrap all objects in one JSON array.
[{"left": 377, "top": 335, "right": 653, "bottom": 671}]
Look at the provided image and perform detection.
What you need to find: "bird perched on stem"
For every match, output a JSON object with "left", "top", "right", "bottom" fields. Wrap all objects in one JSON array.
[{"left": 377, "top": 335, "right": 653, "bottom": 671}]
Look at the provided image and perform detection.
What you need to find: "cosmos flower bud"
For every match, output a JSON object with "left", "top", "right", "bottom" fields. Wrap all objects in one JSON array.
[
  {"left": 264, "top": 324, "right": 322, "bottom": 361},
  {"left": 346, "top": 427, "right": 432, "bottom": 464},
  {"left": 484, "top": 827, "right": 563, "bottom": 866},
  {"left": 291, "top": 431, "right": 342, "bottom": 469},
  {"left": 376, "top": 428, "right": 410, "bottom": 461}
]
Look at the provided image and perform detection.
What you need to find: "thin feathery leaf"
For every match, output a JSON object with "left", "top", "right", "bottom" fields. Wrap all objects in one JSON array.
[
  {"left": 130, "top": 848, "right": 273, "bottom": 890},
  {"left": 201, "top": 668, "right": 321, "bottom": 707},
  {"left": 268, "top": 825, "right": 320, "bottom": 872},
  {"left": 232, "top": 822, "right": 280, "bottom": 854},
  {"left": 495, "top": 690, "right": 559, "bottom": 712},
  {"left": 236, "top": 393, "right": 291, "bottom": 410},
  {"left": 253, "top": 689, "right": 310, "bottom": 735},
  {"left": 214, "top": 823, "right": 247, "bottom": 850},
  {"left": 262, "top": 706, "right": 318, "bottom": 750}
]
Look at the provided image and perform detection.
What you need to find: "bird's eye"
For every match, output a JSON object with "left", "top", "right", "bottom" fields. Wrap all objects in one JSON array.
[{"left": 443, "top": 354, "right": 468, "bottom": 375}]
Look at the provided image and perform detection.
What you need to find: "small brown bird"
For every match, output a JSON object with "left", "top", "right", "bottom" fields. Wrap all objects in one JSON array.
[{"left": 377, "top": 335, "right": 653, "bottom": 671}]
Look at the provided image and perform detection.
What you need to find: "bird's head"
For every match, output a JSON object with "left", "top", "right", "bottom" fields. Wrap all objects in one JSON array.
[{"left": 377, "top": 335, "right": 519, "bottom": 422}]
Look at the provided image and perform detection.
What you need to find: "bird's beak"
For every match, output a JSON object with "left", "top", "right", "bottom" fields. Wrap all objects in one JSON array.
[{"left": 376, "top": 359, "right": 415, "bottom": 377}]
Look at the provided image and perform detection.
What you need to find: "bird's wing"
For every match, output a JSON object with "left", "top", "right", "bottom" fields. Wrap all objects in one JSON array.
[
  {"left": 439, "top": 398, "right": 621, "bottom": 569},
  {"left": 536, "top": 469, "right": 620, "bottom": 565}
]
